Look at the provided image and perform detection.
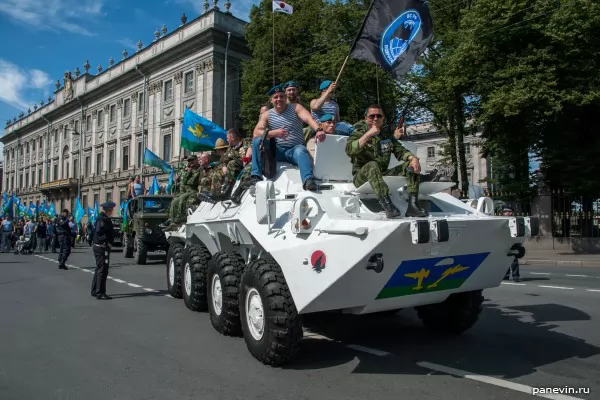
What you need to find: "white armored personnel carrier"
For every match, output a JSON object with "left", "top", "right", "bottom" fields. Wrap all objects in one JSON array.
[{"left": 166, "top": 134, "right": 539, "bottom": 366}]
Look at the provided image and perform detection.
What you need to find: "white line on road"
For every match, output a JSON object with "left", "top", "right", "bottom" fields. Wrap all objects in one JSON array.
[
  {"left": 530, "top": 272, "right": 550, "bottom": 275},
  {"left": 501, "top": 282, "right": 526, "bottom": 286},
  {"left": 143, "top": 288, "right": 158, "bottom": 292},
  {"left": 164, "top": 294, "right": 174, "bottom": 298},
  {"left": 586, "top": 289, "right": 600, "bottom": 293},
  {"left": 112, "top": 279, "right": 126, "bottom": 283},
  {"left": 347, "top": 344, "right": 391, "bottom": 357},
  {"left": 538, "top": 285, "right": 574, "bottom": 290},
  {"left": 127, "top": 283, "right": 142, "bottom": 288},
  {"left": 566, "top": 274, "right": 588, "bottom": 278},
  {"left": 417, "top": 361, "right": 584, "bottom": 400}
]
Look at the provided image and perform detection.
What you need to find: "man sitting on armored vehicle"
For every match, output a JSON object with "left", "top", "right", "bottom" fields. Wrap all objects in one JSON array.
[
  {"left": 345, "top": 104, "right": 429, "bottom": 219},
  {"left": 248, "top": 84, "right": 325, "bottom": 191},
  {"left": 207, "top": 129, "right": 250, "bottom": 201},
  {"left": 306, "top": 113, "right": 337, "bottom": 159},
  {"left": 162, "top": 153, "right": 206, "bottom": 230}
]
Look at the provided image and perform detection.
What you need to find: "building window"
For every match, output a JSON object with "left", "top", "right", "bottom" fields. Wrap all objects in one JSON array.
[
  {"left": 86, "top": 115, "right": 92, "bottom": 132},
  {"left": 63, "top": 126, "right": 68, "bottom": 140},
  {"left": 120, "top": 190, "right": 126, "bottom": 202},
  {"left": 83, "top": 195, "right": 88, "bottom": 209},
  {"left": 38, "top": 169, "right": 42, "bottom": 185},
  {"left": 46, "top": 165, "right": 50, "bottom": 183},
  {"left": 53, "top": 164, "right": 58, "bottom": 181},
  {"left": 74, "top": 120, "right": 80, "bottom": 135},
  {"left": 85, "top": 156, "right": 91, "bottom": 177},
  {"left": 93, "top": 193, "right": 99, "bottom": 207},
  {"left": 137, "top": 142, "right": 142, "bottom": 167},
  {"left": 184, "top": 71, "right": 194, "bottom": 93},
  {"left": 25, "top": 172, "right": 29, "bottom": 187},
  {"left": 63, "top": 162, "right": 69, "bottom": 178},
  {"left": 163, "top": 134, "right": 172, "bottom": 161},
  {"left": 106, "top": 191, "right": 112, "bottom": 204},
  {"left": 465, "top": 143, "right": 471, "bottom": 154},
  {"left": 427, "top": 146, "right": 435, "bottom": 158},
  {"left": 32, "top": 141, "right": 36, "bottom": 151},
  {"left": 164, "top": 80, "right": 173, "bottom": 102},
  {"left": 32, "top": 170, "right": 36, "bottom": 186},
  {"left": 97, "top": 110, "right": 104, "bottom": 127},
  {"left": 122, "top": 146, "right": 129, "bottom": 170},
  {"left": 138, "top": 92, "right": 144, "bottom": 111},
  {"left": 96, "top": 153, "right": 103, "bottom": 175},
  {"left": 73, "top": 159, "right": 79, "bottom": 179},
  {"left": 110, "top": 105, "right": 116, "bottom": 123},
  {"left": 108, "top": 149, "right": 115, "bottom": 172},
  {"left": 123, "top": 99, "right": 131, "bottom": 118}
]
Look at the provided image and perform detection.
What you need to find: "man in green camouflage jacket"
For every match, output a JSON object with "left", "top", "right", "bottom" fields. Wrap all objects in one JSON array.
[
  {"left": 204, "top": 129, "right": 247, "bottom": 201},
  {"left": 345, "top": 104, "right": 428, "bottom": 218},
  {"left": 163, "top": 153, "right": 206, "bottom": 229}
]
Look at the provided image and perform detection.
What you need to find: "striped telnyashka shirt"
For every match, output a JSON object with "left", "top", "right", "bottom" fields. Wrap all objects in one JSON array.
[
  {"left": 311, "top": 100, "right": 339, "bottom": 122},
  {"left": 268, "top": 104, "right": 305, "bottom": 148}
]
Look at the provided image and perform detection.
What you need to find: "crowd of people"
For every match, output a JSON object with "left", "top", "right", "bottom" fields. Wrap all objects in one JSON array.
[{"left": 159, "top": 78, "right": 431, "bottom": 230}]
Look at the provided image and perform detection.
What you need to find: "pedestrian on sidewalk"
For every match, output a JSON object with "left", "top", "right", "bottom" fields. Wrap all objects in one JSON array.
[
  {"left": 56, "top": 209, "right": 72, "bottom": 270},
  {"left": 91, "top": 202, "right": 116, "bottom": 300},
  {"left": 502, "top": 205, "right": 521, "bottom": 282},
  {"left": 36, "top": 218, "right": 47, "bottom": 253}
]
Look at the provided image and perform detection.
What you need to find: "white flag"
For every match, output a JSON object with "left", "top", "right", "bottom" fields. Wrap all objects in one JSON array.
[{"left": 272, "top": 1, "right": 293, "bottom": 14}]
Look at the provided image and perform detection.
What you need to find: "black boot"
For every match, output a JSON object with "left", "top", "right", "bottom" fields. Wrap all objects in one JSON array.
[
  {"left": 230, "top": 181, "right": 250, "bottom": 204},
  {"left": 303, "top": 177, "right": 318, "bottom": 191},
  {"left": 405, "top": 193, "right": 429, "bottom": 217},
  {"left": 197, "top": 191, "right": 217, "bottom": 204},
  {"left": 219, "top": 181, "right": 234, "bottom": 200},
  {"left": 378, "top": 195, "right": 401, "bottom": 218}
]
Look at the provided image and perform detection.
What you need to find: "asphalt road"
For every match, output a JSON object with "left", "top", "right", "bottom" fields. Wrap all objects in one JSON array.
[{"left": 1, "top": 246, "right": 599, "bottom": 400}]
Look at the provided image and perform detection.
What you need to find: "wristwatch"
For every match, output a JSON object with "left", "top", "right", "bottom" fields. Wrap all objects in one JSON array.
[{"left": 316, "top": 127, "right": 324, "bottom": 133}]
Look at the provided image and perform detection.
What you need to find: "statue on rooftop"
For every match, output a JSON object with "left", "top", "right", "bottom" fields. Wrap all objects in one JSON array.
[{"left": 64, "top": 71, "right": 74, "bottom": 102}]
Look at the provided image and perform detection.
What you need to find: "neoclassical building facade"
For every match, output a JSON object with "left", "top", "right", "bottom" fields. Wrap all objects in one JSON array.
[{"left": 1, "top": 7, "right": 249, "bottom": 214}]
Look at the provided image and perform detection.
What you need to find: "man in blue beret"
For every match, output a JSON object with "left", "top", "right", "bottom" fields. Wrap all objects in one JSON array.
[
  {"left": 91, "top": 201, "right": 116, "bottom": 300},
  {"left": 249, "top": 84, "right": 325, "bottom": 191},
  {"left": 284, "top": 80, "right": 301, "bottom": 105},
  {"left": 306, "top": 113, "right": 337, "bottom": 157}
]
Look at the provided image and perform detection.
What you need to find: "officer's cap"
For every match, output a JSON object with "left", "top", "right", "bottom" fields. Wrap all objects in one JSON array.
[
  {"left": 267, "top": 84, "right": 284, "bottom": 96},
  {"left": 187, "top": 154, "right": 198, "bottom": 162},
  {"left": 319, "top": 80, "right": 333, "bottom": 91},
  {"left": 101, "top": 202, "right": 116, "bottom": 210},
  {"left": 214, "top": 138, "right": 229, "bottom": 150},
  {"left": 320, "top": 113, "right": 335, "bottom": 122},
  {"left": 502, "top": 205, "right": 514, "bottom": 212},
  {"left": 284, "top": 80, "right": 298, "bottom": 89}
]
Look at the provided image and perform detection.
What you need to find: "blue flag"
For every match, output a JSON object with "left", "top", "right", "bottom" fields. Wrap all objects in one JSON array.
[
  {"left": 181, "top": 108, "right": 227, "bottom": 152},
  {"left": 28, "top": 201, "right": 36, "bottom": 217},
  {"left": 87, "top": 206, "right": 96, "bottom": 224},
  {"left": 149, "top": 176, "right": 160, "bottom": 195},
  {"left": 74, "top": 198, "right": 85, "bottom": 223},
  {"left": 48, "top": 202, "right": 56, "bottom": 218},
  {"left": 143, "top": 147, "right": 171, "bottom": 174},
  {"left": 166, "top": 167, "right": 175, "bottom": 194},
  {"left": 93, "top": 201, "right": 99, "bottom": 225}
]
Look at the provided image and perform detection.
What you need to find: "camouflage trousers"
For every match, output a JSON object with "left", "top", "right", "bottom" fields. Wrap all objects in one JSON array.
[
  {"left": 170, "top": 191, "right": 199, "bottom": 224},
  {"left": 210, "top": 160, "right": 243, "bottom": 197},
  {"left": 353, "top": 161, "right": 419, "bottom": 197}
]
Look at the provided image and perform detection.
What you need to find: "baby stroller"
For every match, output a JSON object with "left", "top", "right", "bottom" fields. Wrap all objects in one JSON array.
[{"left": 15, "top": 233, "right": 35, "bottom": 255}]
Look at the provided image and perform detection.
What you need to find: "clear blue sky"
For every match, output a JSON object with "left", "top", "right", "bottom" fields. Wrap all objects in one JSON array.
[{"left": 0, "top": 0, "right": 260, "bottom": 156}]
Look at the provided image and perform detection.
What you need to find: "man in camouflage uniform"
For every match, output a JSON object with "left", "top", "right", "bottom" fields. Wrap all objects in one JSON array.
[
  {"left": 346, "top": 104, "right": 428, "bottom": 218},
  {"left": 162, "top": 154, "right": 206, "bottom": 230}
]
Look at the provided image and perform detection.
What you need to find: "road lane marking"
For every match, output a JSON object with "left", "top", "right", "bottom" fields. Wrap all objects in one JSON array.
[
  {"left": 165, "top": 294, "right": 174, "bottom": 298},
  {"left": 112, "top": 278, "right": 126, "bottom": 283},
  {"left": 143, "top": 288, "right": 158, "bottom": 292},
  {"left": 416, "top": 361, "right": 584, "bottom": 400},
  {"left": 347, "top": 344, "right": 391, "bottom": 357},
  {"left": 501, "top": 282, "right": 526, "bottom": 286},
  {"left": 566, "top": 274, "right": 588, "bottom": 278},
  {"left": 127, "top": 283, "right": 142, "bottom": 288},
  {"left": 586, "top": 289, "right": 600, "bottom": 293},
  {"left": 530, "top": 272, "right": 550, "bottom": 275},
  {"left": 538, "top": 285, "right": 574, "bottom": 290}
]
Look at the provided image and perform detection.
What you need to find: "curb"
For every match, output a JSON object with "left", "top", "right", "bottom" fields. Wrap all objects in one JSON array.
[{"left": 522, "top": 258, "right": 600, "bottom": 268}]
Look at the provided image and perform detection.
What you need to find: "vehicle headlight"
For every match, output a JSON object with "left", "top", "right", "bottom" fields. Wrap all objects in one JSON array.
[{"left": 145, "top": 228, "right": 152, "bottom": 235}]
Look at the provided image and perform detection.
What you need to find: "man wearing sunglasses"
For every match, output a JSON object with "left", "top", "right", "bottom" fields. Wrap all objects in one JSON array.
[{"left": 346, "top": 105, "right": 428, "bottom": 218}]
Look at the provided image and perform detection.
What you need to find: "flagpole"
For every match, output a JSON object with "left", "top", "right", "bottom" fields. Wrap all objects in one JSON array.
[
  {"left": 334, "top": 0, "right": 376, "bottom": 85},
  {"left": 272, "top": 8, "right": 275, "bottom": 84}
]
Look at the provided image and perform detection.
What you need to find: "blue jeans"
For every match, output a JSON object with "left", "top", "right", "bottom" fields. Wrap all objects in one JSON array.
[{"left": 251, "top": 137, "right": 314, "bottom": 184}]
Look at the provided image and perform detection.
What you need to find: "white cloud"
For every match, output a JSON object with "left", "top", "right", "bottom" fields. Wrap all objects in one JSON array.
[
  {"left": 117, "top": 38, "right": 138, "bottom": 51},
  {"left": 170, "top": 0, "right": 259, "bottom": 20},
  {"left": 0, "top": 0, "right": 106, "bottom": 36},
  {"left": 0, "top": 59, "right": 52, "bottom": 112}
]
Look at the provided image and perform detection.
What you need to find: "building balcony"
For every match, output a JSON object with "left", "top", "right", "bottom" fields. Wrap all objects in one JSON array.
[{"left": 39, "top": 178, "right": 78, "bottom": 195}]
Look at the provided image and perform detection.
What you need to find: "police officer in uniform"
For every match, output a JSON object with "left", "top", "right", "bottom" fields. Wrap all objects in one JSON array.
[
  {"left": 91, "top": 202, "right": 116, "bottom": 300},
  {"left": 56, "top": 209, "right": 72, "bottom": 270}
]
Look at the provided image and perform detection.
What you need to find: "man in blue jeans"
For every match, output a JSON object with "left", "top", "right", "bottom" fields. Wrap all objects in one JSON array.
[{"left": 249, "top": 84, "right": 326, "bottom": 190}]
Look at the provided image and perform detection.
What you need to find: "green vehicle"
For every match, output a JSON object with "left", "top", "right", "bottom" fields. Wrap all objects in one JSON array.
[
  {"left": 110, "top": 216, "right": 124, "bottom": 247},
  {"left": 123, "top": 195, "right": 174, "bottom": 264}
]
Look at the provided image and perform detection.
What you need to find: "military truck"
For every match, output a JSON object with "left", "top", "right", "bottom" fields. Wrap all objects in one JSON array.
[
  {"left": 111, "top": 216, "right": 124, "bottom": 247},
  {"left": 123, "top": 195, "right": 173, "bottom": 264}
]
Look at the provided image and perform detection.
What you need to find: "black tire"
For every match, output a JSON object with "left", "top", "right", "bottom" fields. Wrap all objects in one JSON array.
[
  {"left": 416, "top": 290, "right": 484, "bottom": 335},
  {"left": 124, "top": 235, "right": 133, "bottom": 258},
  {"left": 239, "top": 257, "right": 303, "bottom": 366},
  {"left": 182, "top": 244, "right": 211, "bottom": 312},
  {"left": 135, "top": 237, "right": 147, "bottom": 265},
  {"left": 166, "top": 243, "right": 184, "bottom": 299},
  {"left": 207, "top": 251, "right": 245, "bottom": 336}
]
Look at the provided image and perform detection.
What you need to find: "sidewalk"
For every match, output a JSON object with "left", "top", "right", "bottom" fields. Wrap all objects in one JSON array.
[{"left": 522, "top": 249, "right": 600, "bottom": 267}]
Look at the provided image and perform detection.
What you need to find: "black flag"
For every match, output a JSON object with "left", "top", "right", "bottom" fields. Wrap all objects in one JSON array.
[{"left": 349, "top": 0, "right": 433, "bottom": 80}]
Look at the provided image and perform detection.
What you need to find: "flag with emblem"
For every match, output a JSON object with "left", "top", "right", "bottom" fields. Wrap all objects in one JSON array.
[
  {"left": 73, "top": 198, "right": 85, "bottom": 223},
  {"left": 181, "top": 108, "right": 228, "bottom": 152},
  {"left": 349, "top": 0, "right": 433, "bottom": 80},
  {"left": 273, "top": 1, "right": 293, "bottom": 14},
  {"left": 143, "top": 147, "right": 171, "bottom": 173},
  {"left": 376, "top": 252, "right": 490, "bottom": 299}
]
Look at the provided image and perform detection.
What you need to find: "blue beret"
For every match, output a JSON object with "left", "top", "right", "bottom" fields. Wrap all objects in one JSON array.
[
  {"left": 267, "top": 84, "right": 284, "bottom": 96},
  {"left": 319, "top": 80, "right": 332, "bottom": 91},
  {"left": 101, "top": 202, "right": 116, "bottom": 209},
  {"left": 284, "top": 80, "right": 298, "bottom": 89},
  {"left": 320, "top": 113, "right": 335, "bottom": 122}
]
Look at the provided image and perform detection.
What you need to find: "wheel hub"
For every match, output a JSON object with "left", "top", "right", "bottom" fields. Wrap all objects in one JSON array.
[
  {"left": 246, "top": 288, "right": 264, "bottom": 341},
  {"left": 184, "top": 263, "right": 191, "bottom": 296},
  {"left": 168, "top": 258, "right": 175, "bottom": 287},
  {"left": 211, "top": 274, "right": 222, "bottom": 316}
]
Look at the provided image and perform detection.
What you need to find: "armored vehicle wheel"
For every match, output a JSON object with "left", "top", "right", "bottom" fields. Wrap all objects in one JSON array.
[
  {"left": 416, "top": 290, "right": 484, "bottom": 335},
  {"left": 207, "top": 251, "right": 245, "bottom": 336},
  {"left": 166, "top": 243, "right": 184, "bottom": 299},
  {"left": 134, "top": 237, "right": 147, "bottom": 265},
  {"left": 182, "top": 244, "right": 210, "bottom": 312},
  {"left": 124, "top": 235, "right": 133, "bottom": 258},
  {"left": 239, "top": 257, "right": 303, "bottom": 366}
]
